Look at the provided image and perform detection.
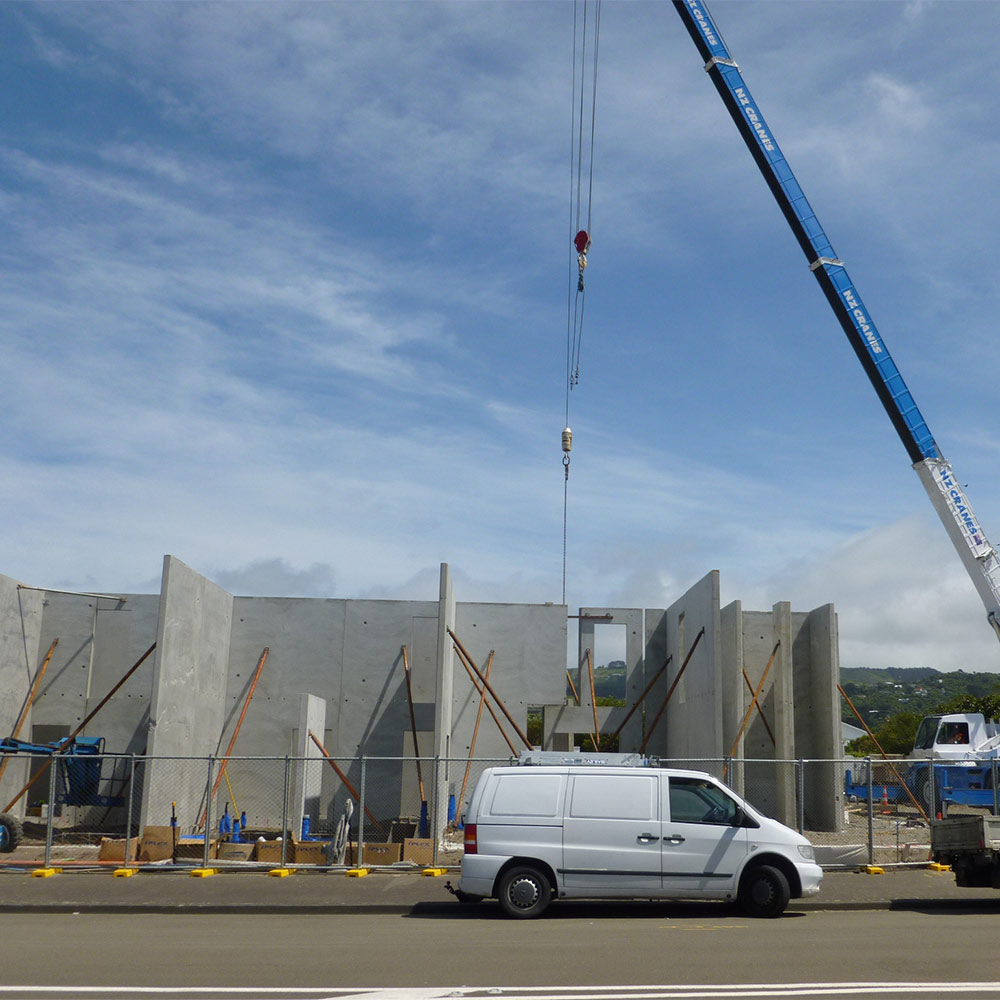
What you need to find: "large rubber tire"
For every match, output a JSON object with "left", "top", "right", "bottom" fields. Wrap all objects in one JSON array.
[
  {"left": 738, "top": 864, "right": 790, "bottom": 918},
  {"left": 497, "top": 865, "right": 552, "bottom": 919},
  {"left": 918, "top": 772, "right": 935, "bottom": 811},
  {"left": 0, "top": 813, "right": 23, "bottom": 854}
]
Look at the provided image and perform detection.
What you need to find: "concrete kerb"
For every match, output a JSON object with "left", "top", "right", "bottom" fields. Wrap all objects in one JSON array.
[{"left": 0, "top": 865, "right": 992, "bottom": 915}]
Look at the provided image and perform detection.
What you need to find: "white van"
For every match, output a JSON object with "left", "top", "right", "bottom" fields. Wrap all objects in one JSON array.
[{"left": 458, "top": 761, "right": 822, "bottom": 918}]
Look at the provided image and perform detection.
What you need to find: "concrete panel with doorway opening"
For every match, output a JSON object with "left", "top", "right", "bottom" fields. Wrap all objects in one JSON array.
[{"left": 450, "top": 602, "right": 566, "bottom": 760}]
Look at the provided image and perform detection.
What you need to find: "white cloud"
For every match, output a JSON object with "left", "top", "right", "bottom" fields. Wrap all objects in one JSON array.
[
  {"left": 3, "top": 1, "right": 1000, "bottom": 678},
  {"left": 753, "top": 516, "right": 1000, "bottom": 671}
]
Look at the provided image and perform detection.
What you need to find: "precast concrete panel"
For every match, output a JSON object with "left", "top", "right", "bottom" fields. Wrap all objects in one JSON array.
[
  {"left": 661, "top": 571, "right": 722, "bottom": 762},
  {"left": 340, "top": 600, "right": 439, "bottom": 830},
  {"left": 144, "top": 556, "right": 233, "bottom": 832},
  {"left": 228, "top": 597, "right": 347, "bottom": 753},
  {"left": 772, "top": 602, "right": 796, "bottom": 827},
  {"left": 640, "top": 609, "right": 667, "bottom": 756},
  {"left": 225, "top": 597, "right": 346, "bottom": 829},
  {"left": 292, "top": 693, "right": 327, "bottom": 837},
  {"left": 740, "top": 610, "right": 781, "bottom": 818},
  {"left": 0, "top": 575, "right": 42, "bottom": 814},
  {"left": 740, "top": 611, "right": 779, "bottom": 762},
  {"left": 225, "top": 596, "right": 438, "bottom": 831},
  {"left": 29, "top": 593, "right": 159, "bottom": 755},
  {"left": 720, "top": 600, "right": 744, "bottom": 795},
  {"left": 451, "top": 602, "right": 566, "bottom": 762},
  {"left": 804, "top": 604, "right": 843, "bottom": 831}
]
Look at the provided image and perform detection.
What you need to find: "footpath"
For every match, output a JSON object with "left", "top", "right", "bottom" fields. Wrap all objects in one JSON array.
[{"left": 0, "top": 864, "right": 995, "bottom": 914}]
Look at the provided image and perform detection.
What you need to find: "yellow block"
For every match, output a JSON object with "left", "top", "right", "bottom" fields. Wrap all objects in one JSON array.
[
  {"left": 864, "top": 865, "right": 885, "bottom": 875},
  {"left": 268, "top": 868, "right": 294, "bottom": 877},
  {"left": 32, "top": 868, "right": 61, "bottom": 878},
  {"left": 189, "top": 868, "right": 218, "bottom": 878},
  {"left": 929, "top": 862, "right": 952, "bottom": 872},
  {"left": 422, "top": 867, "right": 449, "bottom": 877},
  {"left": 113, "top": 868, "right": 137, "bottom": 878},
  {"left": 346, "top": 868, "right": 369, "bottom": 878}
]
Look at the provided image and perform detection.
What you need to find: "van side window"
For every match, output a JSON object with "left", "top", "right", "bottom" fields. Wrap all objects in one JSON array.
[
  {"left": 569, "top": 774, "right": 656, "bottom": 821},
  {"left": 668, "top": 777, "right": 739, "bottom": 826},
  {"left": 489, "top": 774, "right": 562, "bottom": 817}
]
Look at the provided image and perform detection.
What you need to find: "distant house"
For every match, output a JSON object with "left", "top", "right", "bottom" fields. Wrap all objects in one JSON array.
[{"left": 842, "top": 721, "right": 866, "bottom": 749}]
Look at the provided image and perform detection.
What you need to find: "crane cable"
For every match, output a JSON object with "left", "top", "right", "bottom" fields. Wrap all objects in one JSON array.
[{"left": 562, "top": 0, "right": 601, "bottom": 606}]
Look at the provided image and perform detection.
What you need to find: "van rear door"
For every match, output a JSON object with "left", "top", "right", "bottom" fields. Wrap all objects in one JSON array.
[
  {"left": 660, "top": 774, "right": 748, "bottom": 895},
  {"left": 561, "top": 771, "right": 661, "bottom": 896}
]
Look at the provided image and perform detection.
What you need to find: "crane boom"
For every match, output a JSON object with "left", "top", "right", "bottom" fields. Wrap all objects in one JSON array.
[{"left": 673, "top": 0, "right": 1000, "bottom": 642}]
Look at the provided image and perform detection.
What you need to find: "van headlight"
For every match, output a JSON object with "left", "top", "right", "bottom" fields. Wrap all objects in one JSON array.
[{"left": 798, "top": 844, "right": 815, "bottom": 862}]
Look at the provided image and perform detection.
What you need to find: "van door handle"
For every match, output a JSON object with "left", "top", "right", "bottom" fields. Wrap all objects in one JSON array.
[
  {"left": 636, "top": 833, "right": 660, "bottom": 843},
  {"left": 664, "top": 835, "right": 685, "bottom": 845}
]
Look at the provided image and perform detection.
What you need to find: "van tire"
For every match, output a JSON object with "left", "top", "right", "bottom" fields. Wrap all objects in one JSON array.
[
  {"left": 738, "top": 864, "right": 789, "bottom": 918},
  {"left": 497, "top": 865, "right": 552, "bottom": 919}
]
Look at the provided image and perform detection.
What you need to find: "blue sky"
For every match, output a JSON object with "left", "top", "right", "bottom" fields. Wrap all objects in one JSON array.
[{"left": 3, "top": 1, "right": 1000, "bottom": 672}]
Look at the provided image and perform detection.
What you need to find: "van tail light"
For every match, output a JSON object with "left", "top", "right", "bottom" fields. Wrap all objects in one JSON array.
[{"left": 463, "top": 824, "right": 477, "bottom": 854}]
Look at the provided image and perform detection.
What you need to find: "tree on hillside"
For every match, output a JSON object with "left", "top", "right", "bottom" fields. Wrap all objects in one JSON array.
[
  {"left": 846, "top": 711, "right": 923, "bottom": 756},
  {"left": 846, "top": 691, "right": 1000, "bottom": 756},
  {"left": 933, "top": 693, "right": 1000, "bottom": 722}
]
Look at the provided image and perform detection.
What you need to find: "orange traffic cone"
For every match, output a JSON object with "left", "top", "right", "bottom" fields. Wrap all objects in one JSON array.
[{"left": 881, "top": 786, "right": 890, "bottom": 814}]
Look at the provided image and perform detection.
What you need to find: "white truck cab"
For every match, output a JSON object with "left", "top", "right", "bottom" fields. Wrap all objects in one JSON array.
[
  {"left": 911, "top": 713, "right": 1000, "bottom": 761},
  {"left": 458, "top": 756, "right": 821, "bottom": 918}
]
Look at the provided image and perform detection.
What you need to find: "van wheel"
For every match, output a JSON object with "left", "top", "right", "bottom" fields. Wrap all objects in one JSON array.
[
  {"left": 738, "top": 864, "right": 789, "bottom": 918},
  {"left": 498, "top": 865, "right": 551, "bottom": 919}
]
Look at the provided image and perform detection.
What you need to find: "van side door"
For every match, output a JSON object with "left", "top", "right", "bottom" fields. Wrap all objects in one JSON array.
[
  {"left": 561, "top": 771, "right": 662, "bottom": 897},
  {"left": 660, "top": 774, "right": 748, "bottom": 897}
]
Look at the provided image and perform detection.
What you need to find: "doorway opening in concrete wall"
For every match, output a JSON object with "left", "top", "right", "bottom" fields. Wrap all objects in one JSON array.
[
  {"left": 28, "top": 724, "right": 70, "bottom": 814},
  {"left": 576, "top": 624, "right": 626, "bottom": 752}
]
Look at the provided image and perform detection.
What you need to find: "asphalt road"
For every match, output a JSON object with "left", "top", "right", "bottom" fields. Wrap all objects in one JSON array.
[{"left": 4, "top": 905, "right": 1000, "bottom": 997}]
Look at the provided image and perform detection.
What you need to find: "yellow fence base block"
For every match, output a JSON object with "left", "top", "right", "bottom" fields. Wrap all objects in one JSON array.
[
  {"left": 864, "top": 865, "right": 885, "bottom": 875},
  {"left": 113, "top": 868, "right": 137, "bottom": 878},
  {"left": 269, "top": 868, "right": 294, "bottom": 877},
  {"left": 190, "top": 868, "right": 219, "bottom": 878},
  {"left": 32, "top": 868, "right": 61, "bottom": 878},
  {"left": 929, "top": 862, "right": 952, "bottom": 872},
  {"left": 346, "top": 868, "right": 369, "bottom": 878},
  {"left": 422, "top": 867, "right": 449, "bottom": 877}
]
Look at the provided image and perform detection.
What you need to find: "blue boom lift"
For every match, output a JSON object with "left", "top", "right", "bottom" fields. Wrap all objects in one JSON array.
[{"left": 0, "top": 735, "right": 122, "bottom": 852}]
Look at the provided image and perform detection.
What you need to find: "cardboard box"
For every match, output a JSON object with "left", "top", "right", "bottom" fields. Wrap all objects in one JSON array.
[
  {"left": 216, "top": 841, "right": 255, "bottom": 862},
  {"left": 139, "top": 826, "right": 176, "bottom": 863},
  {"left": 402, "top": 838, "right": 434, "bottom": 866},
  {"left": 255, "top": 839, "right": 289, "bottom": 865},
  {"left": 293, "top": 841, "right": 328, "bottom": 865},
  {"left": 362, "top": 841, "right": 402, "bottom": 865},
  {"left": 98, "top": 837, "right": 138, "bottom": 863},
  {"left": 174, "top": 836, "right": 217, "bottom": 861}
]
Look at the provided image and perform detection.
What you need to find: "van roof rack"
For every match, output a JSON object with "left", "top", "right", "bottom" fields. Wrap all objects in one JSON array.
[{"left": 515, "top": 749, "right": 657, "bottom": 767}]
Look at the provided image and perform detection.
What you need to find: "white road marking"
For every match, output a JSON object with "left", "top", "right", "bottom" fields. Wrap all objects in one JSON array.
[{"left": 5, "top": 987, "right": 1000, "bottom": 1000}]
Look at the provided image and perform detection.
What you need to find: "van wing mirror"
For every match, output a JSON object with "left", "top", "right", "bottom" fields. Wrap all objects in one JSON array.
[{"left": 733, "top": 806, "right": 759, "bottom": 829}]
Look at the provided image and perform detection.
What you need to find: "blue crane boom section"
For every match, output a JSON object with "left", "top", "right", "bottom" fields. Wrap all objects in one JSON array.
[
  {"left": 672, "top": 0, "right": 1000, "bottom": 639},
  {"left": 672, "top": 0, "right": 938, "bottom": 466}
]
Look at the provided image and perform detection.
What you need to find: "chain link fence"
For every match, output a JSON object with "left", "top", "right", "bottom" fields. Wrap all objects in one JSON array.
[{"left": 1, "top": 751, "right": 988, "bottom": 869}]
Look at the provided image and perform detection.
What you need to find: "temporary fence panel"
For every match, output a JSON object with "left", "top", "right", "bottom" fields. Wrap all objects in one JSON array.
[{"left": 1, "top": 752, "right": 990, "bottom": 869}]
